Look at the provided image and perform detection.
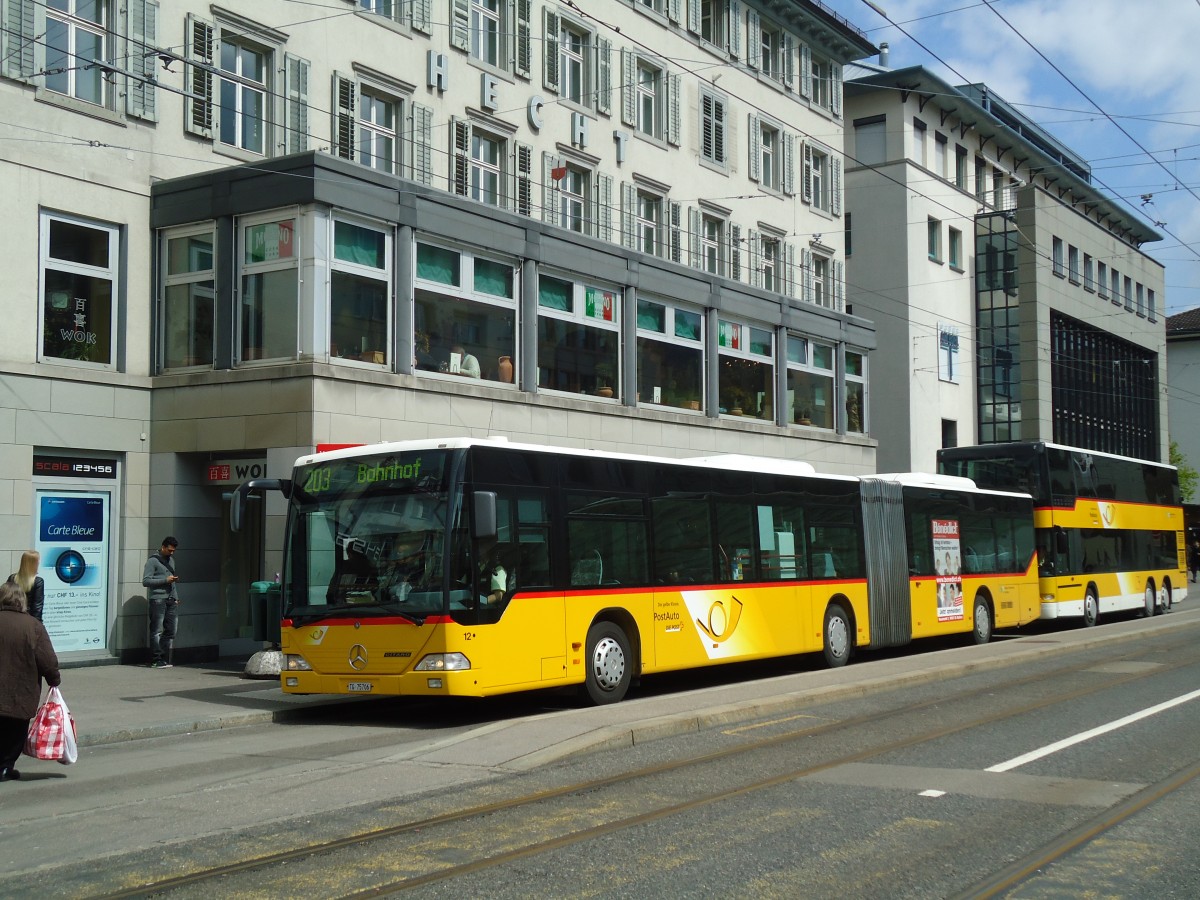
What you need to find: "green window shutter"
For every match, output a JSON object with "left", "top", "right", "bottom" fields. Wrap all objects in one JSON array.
[
  {"left": 800, "top": 43, "right": 812, "bottom": 99},
  {"left": 595, "top": 173, "right": 613, "bottom": 241},
  {"left": 687, "top": 206, "right": 700, "bottom": 268},
  {"left": 748, "top": 230, "right": 760, "bottom": 288},
  {"left": 621, "top": 181, "right": 636, "bottom": 250},
  {"left": 512, "top": 141, "right": 533, "bottom": 214},
  {"left": 669, "top": 201, "right": 682, "bottom": 263},
  {"left": 542, "top": 152, "right": 561, "bottom": 226},
  {"left": 802, "top": 141, "right": 813, "bottom": 205},
  {"left": 451, "top": 116, "right": 470, "bottom": 195},
  {"left": 2, "top": 0, "right": 38, "bottom": 81},
  {"left": 748, "top": 113, "right": 760, "bottom": 182},
  {"left": 284, "top": 54, "right": 311, "bottom": 154},
  {"left": 411, "top": 103, "right": 432, "bottom": 184},
  {"left": 411, "top": 0, "right": 432, "bottom": 33},
  {"left": 596, "top": 37, "right": 611, "bottom": 115},
  {"left": 745, "top": 9, "right": 759, "bottom": 69},
  {"left": 126, "top": 0, "right": 159, "bottom": 121},
  {"left": 450, "top": 0, "right": 470, "bottom": 51},
  {"left": 728, "top": 0, "right": 742, "bottom": 59},
  {"left": 729, "top": 224, "right": 741, "bottom": 281},
  {"left": 831, "top": 158, "right": 842, "bottom": 215},
  {"left": 621, "top": 48, "right": 636, "bottom": 127},
  {"left": 666, "top": 71, "right": 681, "bottom": 146},
  {"left": 515, "top": 0, "right": 532, "bottom": 77},
  {"left": 333, "top": 72, "right": 356, "bottom": 160},
  {"left": 543, "top": 8, "right": 559, "bottom": 92},
  {"left": 184, "top": 13, "right": 215, "bottom": 139},
  {"left": 783, "top": 131, "right": 796, "bottom": 196},
  {"left": 831, "top": 64, "right": 843, "bottom": 116}
]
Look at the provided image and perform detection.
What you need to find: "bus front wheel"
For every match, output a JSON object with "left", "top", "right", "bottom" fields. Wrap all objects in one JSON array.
[
  {"left": 583, "top": 621, "right": 632, "bottom": 705},
  {"left": 1083, "top": 588, "right": 1099, "bottom": 627},
  {"left": 823, "top": 603, "right": 852, "bottom": 668},
  {"left": 972, "top": 595, "right": 993, "bottom": 645}
]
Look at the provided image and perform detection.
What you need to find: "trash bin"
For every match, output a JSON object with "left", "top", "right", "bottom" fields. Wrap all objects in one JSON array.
[{"left": 249, "top": 581, "right": 282, "bottom": 644}]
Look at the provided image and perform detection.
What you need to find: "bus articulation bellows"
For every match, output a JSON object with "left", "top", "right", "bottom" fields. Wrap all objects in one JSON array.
[{"left": 233, "top": 438, "right": 1039, "bottom": 704}]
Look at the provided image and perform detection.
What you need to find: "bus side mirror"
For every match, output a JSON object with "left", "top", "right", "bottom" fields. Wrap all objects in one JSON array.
[
  {"left": 231, "top": 478, "right": 290, "bottom": 532},
  {"left": 473, "top": 491, "right": 497, "bottom": 540}
]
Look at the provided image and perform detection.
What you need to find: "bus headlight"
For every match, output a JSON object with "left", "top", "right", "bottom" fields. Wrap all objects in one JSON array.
[
  {"left": 285, "top": 654, "right": 313, "bottom": 671},
  {"left": 414, "top": 653, "right": 471, "bottom": 671}
]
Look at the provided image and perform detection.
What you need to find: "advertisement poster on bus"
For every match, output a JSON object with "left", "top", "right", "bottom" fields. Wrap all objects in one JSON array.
[
  {"left": 35, "top": 490, "right": 110, "bottom": 652},
  {"left": 932, "top": 518, "right": 964, "bottom": 621}
]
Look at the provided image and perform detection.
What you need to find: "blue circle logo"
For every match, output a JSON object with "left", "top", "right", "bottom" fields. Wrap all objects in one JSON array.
[{"left": 55, "top": 550, "right": 87, "bottom": 584}]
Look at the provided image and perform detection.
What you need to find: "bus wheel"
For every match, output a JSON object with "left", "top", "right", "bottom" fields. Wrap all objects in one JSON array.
[
  {"left": 583, "top": 621, "right": 632, "bottom": 705},
  {"left": 1159, "top": 584, "right": 1172, "bottom": 614},
  {"left": 1143, "top": 583, "right": 1156, "bottom": 618},
  {"left": 823, "top": 603, "right": 852, "bottom": 668},
  {"left": 972, "top": 595, "right": 993, "bottom": 645},
  {"left": 1083, "top": 588, "right": 1099, "bottom": 627}
]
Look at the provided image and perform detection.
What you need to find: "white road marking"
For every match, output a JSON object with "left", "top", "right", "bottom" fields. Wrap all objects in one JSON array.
[
  {"left": 986, "top": 687, "right": 1200, "bottom": 773},
  {"left": 919, "top": 789, "right": 946, "bottom": 797}
]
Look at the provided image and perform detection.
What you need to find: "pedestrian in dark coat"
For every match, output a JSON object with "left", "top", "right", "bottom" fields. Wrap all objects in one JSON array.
[
  {"left": 0, "top": 580, "right": 60, "bottom": 780},
  {"left": 1190, "top": 540, "right": 1200, "bottom": 584}
]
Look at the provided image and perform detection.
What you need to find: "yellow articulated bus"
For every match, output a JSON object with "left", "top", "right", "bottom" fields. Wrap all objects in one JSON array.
[
  {"left": 234, "top": 438, "right": 1038, "bottom": 704},
  {"left": 938, "top": 441, "right": 1186, "bottom": 625}
]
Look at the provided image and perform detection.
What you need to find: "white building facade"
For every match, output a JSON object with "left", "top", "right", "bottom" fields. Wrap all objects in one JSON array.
[
  {"left": 0, "top": 0, "right": 876, "bottom": 662},
  {"left": 844, "top": 61, "right": 1167, "bottom": 473}
]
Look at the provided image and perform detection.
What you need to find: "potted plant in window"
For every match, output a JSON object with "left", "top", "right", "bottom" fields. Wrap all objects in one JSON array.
[
  {"left": 594, "top": 361, "right": 615, "bottom": 398},
  {"left": 798, "top": 406, "right": 813, "bottom": 426},
  {"left": 726, "top": 386, "right": 749, "bottom": 416}
]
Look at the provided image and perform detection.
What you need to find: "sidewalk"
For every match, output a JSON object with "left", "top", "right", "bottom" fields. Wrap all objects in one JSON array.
[{"left": 59, "top": 607, "right": 1197, "bottom": 769}]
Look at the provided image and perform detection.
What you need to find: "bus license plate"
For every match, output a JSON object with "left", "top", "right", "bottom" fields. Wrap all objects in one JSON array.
[{"left": 347, "top": 682, "right": 373, "bottom": 692}]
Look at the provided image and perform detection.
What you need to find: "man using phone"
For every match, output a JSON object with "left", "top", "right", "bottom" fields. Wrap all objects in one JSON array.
[{"left": 142, "top": 537, "right": 180, "bottom": 668}]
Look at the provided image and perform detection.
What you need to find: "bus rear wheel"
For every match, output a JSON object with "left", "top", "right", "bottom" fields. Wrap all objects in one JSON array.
[
  {"left": 972, "top": 595, "right": 993, "bottom": 645},
  {"left": 1159, "top": 584, "right": 1172, "bottom": 614},
  {"left": 823, "top": 603, "right": 852, "bottom": 668},
  {"left": 1083, "top": 588, "right": 1099, "bottom": 627},
  {"left": 1143, "top": 583, "right": 1156, "bottom": 618},
  {"left": 583, "top": 621, "right": 632, "bottom": 705}
]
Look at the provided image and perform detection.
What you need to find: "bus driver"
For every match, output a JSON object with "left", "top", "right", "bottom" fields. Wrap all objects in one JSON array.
[{"left": 381, "top": 532, "right": 429, "bottom": 602}]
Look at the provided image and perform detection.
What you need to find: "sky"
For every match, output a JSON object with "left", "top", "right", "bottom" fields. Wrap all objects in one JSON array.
[{"left": 817, "top": 0, "right": 1200, "bottom": 316}]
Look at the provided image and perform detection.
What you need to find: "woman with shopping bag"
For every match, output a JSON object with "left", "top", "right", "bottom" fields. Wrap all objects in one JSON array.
[{"left": 0, "top": 581, "right": 60, "bottom": 780}]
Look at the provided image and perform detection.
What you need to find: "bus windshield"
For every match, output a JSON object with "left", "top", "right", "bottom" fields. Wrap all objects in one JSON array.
[{"left": 283, "top": 449, "right": 452, "bottom": 624}]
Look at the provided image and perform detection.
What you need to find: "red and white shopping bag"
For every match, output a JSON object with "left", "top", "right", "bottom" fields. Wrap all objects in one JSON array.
[{"left": 24, "top": 686, "right": 77, "bottom": 765}]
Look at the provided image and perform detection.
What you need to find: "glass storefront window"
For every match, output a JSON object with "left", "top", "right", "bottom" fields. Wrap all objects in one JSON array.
[
  {"left": 162, "top": 227, "right": 215, "bottom": 369},
  {"left": 718, "top": 319, "right": 773, "bottom": 419},
  {"left": 331, "top": 219, "right": 390, "bottom": 366},
  {"left": 786, "top": 335, "right": 835, "bottom": 428},
  {"left": 240, "top": 215, "right": 298, "bottom": 362},
  {"left": 40, "top": 214, "right": 118, "bottom": 368},
  {"left": 538, "top": 275, "right": 620, "bottom": 398},
  {"left": 636, "top": 297, "right": 703, "bottom": 411},
  {"left": 414, "top": 240, "right": 516, "bottom": 383}
]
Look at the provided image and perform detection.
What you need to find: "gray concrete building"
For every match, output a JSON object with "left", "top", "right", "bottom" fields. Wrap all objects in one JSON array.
[
  {"left": 844, "top": 55, "right": 1167, "bottom": 473},
  {"left": 0, "top": 0, "right": 876, "bottom": 663}
]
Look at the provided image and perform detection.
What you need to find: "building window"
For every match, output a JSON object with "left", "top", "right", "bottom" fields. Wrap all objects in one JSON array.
[
  {"left": 219, "top": 37, "right": 268, "bottom": 154},
  {"left": 845, "top": 350, "right": 866, "bottom": 433},
  {"left": 700, "top": 88, "right": 727, "bottom": 167},
  {"left": 992, "top": 169, "right": 1005, "bottom": 210},
  {"left": 560, "top": 22, "right": 587, "bottom": 106},
  {"left": 1052, "top": 237, "right": 1064, "bottom": 277},
  {"left": 636, "top": 59, "right": 662, "bottom": 138},
  {"left": 913, "top": 119, "right": 928, "bottom": 168},
  {"left": 812, "top": 255, "right": 829, "bottom": 307},
  {"left": 1111, "top": 268, "right": 1121, "bottom": 305},
  {"left": 701, "top": 214, "right": 724, "bottom": 275},
  {"left": 939, "top": 324, "right": 960, "bottom": 384},
  {"left": 40, "top": 213, "right": 118, "bottom": 368},
  {"left": 699, "top": 0, "right": 725, "bottom": 47},
  {"left": 1097, "top": 261, "right": 1108, "bottom": 298},
  {"left": 330, "top": 219, "right": 390, "bottom": 366},
  {"left": 975, "top": 157, "right": 987, "bottom": 202},
  {"left": 787, "top": 336, "right": 834, "bottom": 428},
  {"left": 955, "top": 146, "right": 968, "bottom": 189},
  {"left": 948, "top": 228, "right": 962, "bottom": 269},
  {"left": 760, "top": 122, "right": 779, "bottom": 190},
  {"left": 718, "top": 320, "right": 774, "bottom": 420},
  {"left": 1124, "top": 276, "right": 1133, "bottom": 311},
  {"left": 470, "top": 131, "right": 503, "bottom": 206},
  {"left": 1083, "top": 254, "right": 1094, "bottom": 291},
  {"left": 637, "top": 299, "right": 704, "bottom": 412},
  {"left": 928, "top": 218, "right": 941, "bottom": 261},
  {"left": 470, "top": 0, "right": 502, "bottom": 66},
  {"left": 1148, "top": 289, "right": 1157, "bottom": 321},
  {"left": 636, "top": 190, "right": 661, "bottom": 255},
  {"left": 239, "top": 214, "right": 298, "bottom": 362},
  {"left": 760, "top": 21, "right": 782, "bottom": 81},
  {"left": 561, "top": 165, "right": 589, "bottom": 233},
  {"left": 1136, "top": 282, "right": 1145, "bottom": 317},
  {"left": 807, "top": 145, "right": 829, "bottom": 210},
  {"left": 762, "top": 236, "right": 780, "bottom": 292},
  {"left": 46, "top": 0, "right": 109, "bottom": 106},
  {"left": 1068, "top": 245, "right": 1080, "bottom": 284},
  {"left": 934, "top": 133, "right": 948, "bottom": 179},
  {"left": 537, "top": 275, "right": 621, "bottom": 398},
  {"left": 810, "top": 55, "right": 831, "bottom": 107},
  {"left": 855, "top": 118, "right": 885, "bottom": 167},
  {"left": 161, "top": 226, "right": 215, "bottom": 370},
  {"left": 415, "top": 241, "right": 516, "bottom": 383},
  {"left": 358, "top": 88, "right": 398, "bottom": 172}
]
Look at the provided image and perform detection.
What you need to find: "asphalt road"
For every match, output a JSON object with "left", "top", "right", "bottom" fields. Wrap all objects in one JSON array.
[{"left": 1, "top": 615, "right": 1198, "bottom": 898}]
